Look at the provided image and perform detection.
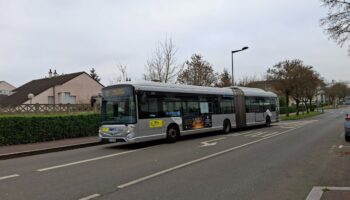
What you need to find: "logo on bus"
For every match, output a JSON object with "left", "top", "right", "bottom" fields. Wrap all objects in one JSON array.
[{"left": 149, "top": 120, "right": 164, "bottom": 128}]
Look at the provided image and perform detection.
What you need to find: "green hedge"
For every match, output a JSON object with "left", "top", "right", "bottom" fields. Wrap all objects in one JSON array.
[
  {"left": 0, "top": 114, "right": 100, "bottom": 145},
  {"left": 279, "top": 107, "right": 297, "bottom": 115}
]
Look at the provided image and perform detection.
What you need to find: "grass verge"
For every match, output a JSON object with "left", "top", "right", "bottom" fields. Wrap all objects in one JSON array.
[{"left": 281, "top": 111, "right": 322, "bottom": 121}]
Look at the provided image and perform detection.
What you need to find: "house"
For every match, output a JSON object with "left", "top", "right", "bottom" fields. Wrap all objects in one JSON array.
[
  {"left": 0, "top": 70, "right": 104, "bottom": 106},
  {"left": 0, "top": 81, "right": 16, "bottom": 95}
]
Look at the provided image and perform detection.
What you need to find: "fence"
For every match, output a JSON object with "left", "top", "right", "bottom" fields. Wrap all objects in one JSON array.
[{"left": 0, "top": 104, "right": 97, "bottom": 114}]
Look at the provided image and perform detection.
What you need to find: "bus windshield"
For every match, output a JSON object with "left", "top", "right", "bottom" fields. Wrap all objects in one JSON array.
[{"left": 101, "top": 86, "right": 136, "bottom": 125}]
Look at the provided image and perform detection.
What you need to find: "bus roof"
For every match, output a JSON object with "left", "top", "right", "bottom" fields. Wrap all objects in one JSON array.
[
  {"left": 232, "top": 86, "right": 277, "bottom": 97},
  {"left": 105, "top": 81, "right": 277, "bottom": 97},
  {"left": 106, "top": 81, "right": 233, "bottom": 95}
]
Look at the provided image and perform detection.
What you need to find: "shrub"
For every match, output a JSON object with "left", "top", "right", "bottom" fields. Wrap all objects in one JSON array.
[
  {"left": 0, "top": 114, "right": 100, "bottom": 145},
  {"left": 279, "top": 106, "right": 297, "bottom": 114}
]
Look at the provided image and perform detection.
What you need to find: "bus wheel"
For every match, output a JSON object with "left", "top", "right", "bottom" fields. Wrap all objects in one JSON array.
[
  {"left": 265, "top": 116, "right": 271, "bottom": 127},
  {"left": 100, "top": 138, "right": 109, "bottom": 144},
  {"left": 166, "top": 126, "right": 179, "bottom": 143},
  {"left": 223, "top": 120, "right": 231, "bottom": 134}
]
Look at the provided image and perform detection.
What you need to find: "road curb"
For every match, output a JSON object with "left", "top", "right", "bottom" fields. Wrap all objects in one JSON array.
[{"left": 0, "top": 141, "right": 102, "bottom": 160}]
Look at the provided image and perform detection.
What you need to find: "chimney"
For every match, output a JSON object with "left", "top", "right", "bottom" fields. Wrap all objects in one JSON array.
[
  {"left": 54, "top": 70, "right": 58, "bottom": 77},
  {"left": 49, "top": 69, "right": 52, "bottom": 78}
]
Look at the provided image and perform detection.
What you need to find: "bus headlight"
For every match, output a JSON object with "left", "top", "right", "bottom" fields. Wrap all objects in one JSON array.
[{"left": 126, "top": 125, "right": 135, "bottom": 134}]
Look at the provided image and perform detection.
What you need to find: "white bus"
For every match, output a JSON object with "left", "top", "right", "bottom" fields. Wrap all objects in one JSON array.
[{"left": 99, "top": 81, "right": 279, "bottom": 143}]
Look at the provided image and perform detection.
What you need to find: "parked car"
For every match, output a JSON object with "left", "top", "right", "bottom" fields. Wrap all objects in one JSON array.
[
  {"left": 345, "top": 114, "right": 350, "bottom": 142},
  {"left": 345, "top": 100, "right": 350, "bottom": 105}
]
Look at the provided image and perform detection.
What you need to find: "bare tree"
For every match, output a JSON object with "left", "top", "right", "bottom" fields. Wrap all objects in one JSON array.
[
  {"left": 144, "top": 37, "right": 182, "bottom": 83},
  {"left": 320, "top": 0, "right": 350, "bottom": 47},
  {"left": 177, "top": 54, "right": 218, "bottom": 86},
  {"left": 301, "top": 68, "right": 322, "bottom": 113},
  {"left": 267, "top": 60, "right": 303, "bottom": 116},
  {"left": 237, "top": 75, "right": 260, "bottom": 87},
  {"left": 115, "top": 64, "right": 130, "bottom": 82},
  {"left": 326, "top": 82, "right": 349, "bottom": 106}
]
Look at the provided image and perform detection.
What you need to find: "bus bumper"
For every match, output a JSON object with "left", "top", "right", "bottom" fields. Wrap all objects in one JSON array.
[{"left": 99, "top": 132, "right": 137, "bottom": 143}]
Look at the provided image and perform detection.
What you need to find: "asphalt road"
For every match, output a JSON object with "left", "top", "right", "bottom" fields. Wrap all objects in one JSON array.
[{"left": 0, "top": 108, "right": 349, "bottom": 200}]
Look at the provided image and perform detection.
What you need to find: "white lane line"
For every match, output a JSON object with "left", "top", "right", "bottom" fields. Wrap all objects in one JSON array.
[
  {"left": 260, "top": 132, "right": 279, "bottom": 138},
  {"left": 280, "top": 126, "right": 295, "bottom": 129},
  {"left": 37, "top": 149, "right": 145, "bottom": 172},
  {"left": 244, "top": 132, "right": 263, "bottom": 137},
  {"left": 79, "top": 193, "right": 100, "bottom": 200},
  {"left": 228, "top": 131, "right": 253, "bottom": 137},
  {"left": 305, "top": 186, "right": 323, "bottom": 200},
  {"left": 0, "top": 174, "right": 20, "bottom": 181},
  {"left": 339, "top": 145, "right": 343, "bottom": 149},
  {"left": 306, "top": 186, "right": 350, "bottom": 200},
  {"left": 200, "top": 137, "right": 226, "bottom": 143},
  {"left": 199, "top": 137, "right": 226, "bottom": 147},
  {"left": 249, "top": 131, "right": 268, "bottom": 137},
  {"left": 117, "top": 128, "right": 296, "bottom": 189}
]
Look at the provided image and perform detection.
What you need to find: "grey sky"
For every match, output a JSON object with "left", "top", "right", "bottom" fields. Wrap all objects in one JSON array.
[{"left": 0, "top": 0, "right": 349, "bottom": 87}]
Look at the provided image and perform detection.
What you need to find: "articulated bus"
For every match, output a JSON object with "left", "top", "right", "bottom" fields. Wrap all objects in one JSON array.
[{"left": 99, "top": 81, "right": 279, "bottom": 143}]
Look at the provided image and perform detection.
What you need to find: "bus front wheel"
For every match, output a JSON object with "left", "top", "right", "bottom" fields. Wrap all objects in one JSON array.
[{"left": 166, "top": 125, "right": 179, "bottom": 143}]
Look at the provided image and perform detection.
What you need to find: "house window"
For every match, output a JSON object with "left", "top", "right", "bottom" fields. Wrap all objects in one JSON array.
[
  {"left": 48, "top": 96, "right": 54, "bottom": 104},
  {"left": 63, "top": 92, "right": 76, "bottom": 104}
]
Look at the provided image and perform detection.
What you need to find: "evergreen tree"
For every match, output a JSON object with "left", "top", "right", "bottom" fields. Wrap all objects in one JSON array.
[
  {"left": 90, "top": 68, "right": 101, "bottom": 82},
  {"left": 177, "top": 54, "right": 217, "bottom": 86}
]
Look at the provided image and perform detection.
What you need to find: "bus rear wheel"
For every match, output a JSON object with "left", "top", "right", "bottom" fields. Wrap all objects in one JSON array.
[
  {"left": 223, "top": 120, "right": 231, "bottom": 134},
  {"left": 265, "top": 116, "right": 271, "bottom": 127},
  {"left": 346, "top": 135, "right": 350, "bottom": 142},
  {"left": 166, "top": 126, "right": 179, "bottom": 143}
]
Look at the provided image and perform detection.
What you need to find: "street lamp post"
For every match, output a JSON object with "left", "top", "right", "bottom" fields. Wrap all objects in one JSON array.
[{"left": 231, "top": 46, "right": 249, "bottom": 86}]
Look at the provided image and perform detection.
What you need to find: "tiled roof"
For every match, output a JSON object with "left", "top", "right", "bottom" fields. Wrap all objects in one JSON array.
[{"left": 0, "top": 72, "right": 85, "bottom": 106}]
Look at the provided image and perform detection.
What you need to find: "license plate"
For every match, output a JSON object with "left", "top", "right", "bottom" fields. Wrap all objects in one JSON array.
[{"left": 109, "top": 138, "right": 116, "bottom": 142}]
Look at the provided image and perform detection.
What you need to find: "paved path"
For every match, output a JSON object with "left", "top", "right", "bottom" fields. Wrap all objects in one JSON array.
[
  {"left": 0, "top": 108, "right": 349, "bottom": 200},
  {"left": 0, "top": 136, "right": 100, "bottom": 159}
]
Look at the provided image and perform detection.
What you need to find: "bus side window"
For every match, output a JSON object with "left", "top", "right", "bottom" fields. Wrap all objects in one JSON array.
[
  {"left": 138, "top": 92, "right": 161, "bottom": 119},
  {"left": 245, "top": 97, "right": 251, "bottom": 113},
  {"left": 163, "top": 101, "right": 182, "bottom": 117},
  {"left": 213, "top": 97, "right": 221, "bottom": 114},
  {"left": 200, "top": 102, "right": 212, "bottom": 114},
  {"left": 138, "top": 93, "right": 148, "bottom": 119},
  {"left": 270, "top": 98, "right": 276, "bottom": 112},
  {"left": 183, "top": 101, "right": 200, "bottom": 116},
  {"left": 220, "top": 97, "right": 233, "bottom": 114}
]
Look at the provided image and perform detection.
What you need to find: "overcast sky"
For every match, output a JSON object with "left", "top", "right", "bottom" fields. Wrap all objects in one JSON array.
[{"left": 0, "top": 0, "right": 349, "bottom": 87}]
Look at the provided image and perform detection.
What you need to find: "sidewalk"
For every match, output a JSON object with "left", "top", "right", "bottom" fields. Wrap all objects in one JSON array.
[{"left": 0, "top": 136, "right": 101, "bottom": 160}]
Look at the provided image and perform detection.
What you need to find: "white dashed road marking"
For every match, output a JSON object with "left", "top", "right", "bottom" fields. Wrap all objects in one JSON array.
[
  {"left": 200, "top": 137, "right": 226, "bottom": 147},
  {"left": 117, "top": 128, "right": 296, "bottom": 189},
  {"left": 306, "top": 186, "right": 350, "bottom": 200},
  {"left": 228, "top": 131, "right": 253, "bottom": 137},
  {"left": 79, "top": 193, "right": 100, "bottom": 200},
  {"left": 37, "top": 148, "right": 146, "bottom": 172},
  {"left": 248, "top": 131, "right": 268, "bottom": 137},
  {"left": 0, "top": 174, "right": 20, "bottom": 181}
]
